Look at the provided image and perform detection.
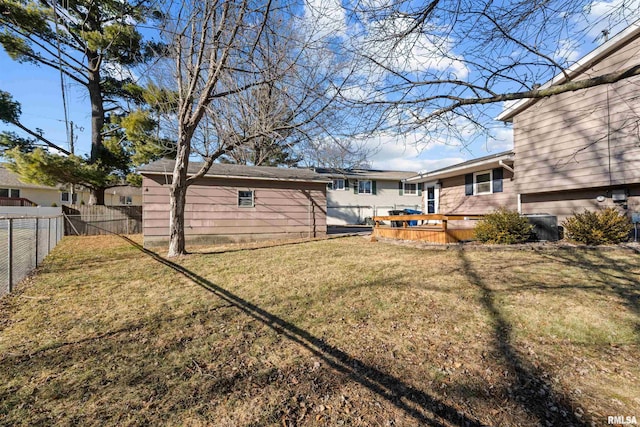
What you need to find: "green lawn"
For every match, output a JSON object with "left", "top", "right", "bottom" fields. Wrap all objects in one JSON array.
[{"left": 1, "top": 235, "right": 638, "bottom": 426}]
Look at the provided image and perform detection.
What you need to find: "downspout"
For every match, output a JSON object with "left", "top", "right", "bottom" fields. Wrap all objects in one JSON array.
[
  {"left": 517, "top": 194, "right": 522, "bottom": 214},
  {"left": 308, "top": 199, "right": 312, "bottom": 239}
]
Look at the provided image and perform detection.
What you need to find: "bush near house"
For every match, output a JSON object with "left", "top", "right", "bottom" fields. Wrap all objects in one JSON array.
[
  {"left": 562, "top": 208, "right": 632, "bottom": 245},
  {"left": 474, "top": 208, "right": 533, "bottom": 244}
]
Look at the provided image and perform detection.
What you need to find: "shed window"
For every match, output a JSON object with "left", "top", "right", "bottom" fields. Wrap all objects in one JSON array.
[
  {"left": 238, "top": 190, "right": 254, "bottom": 207},
  {"left": 0, "top": 188, "right": 20, "bottom": 198},
  {"left": 119, "top": 196, "right": 133, "bottom": 205}
]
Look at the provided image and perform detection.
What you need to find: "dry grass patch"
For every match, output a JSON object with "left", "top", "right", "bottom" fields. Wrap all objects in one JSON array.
[{"left": 0, "top": 235, "right": 638, "bottom": 426}]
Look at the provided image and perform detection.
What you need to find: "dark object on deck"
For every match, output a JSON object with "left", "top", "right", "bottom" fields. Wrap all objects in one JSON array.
[
  {"left": 525, "top": 214, "right": 559, "bottom": 241},
  {"left": 388, "top": 210, "right": 405, "bottom": 227}
]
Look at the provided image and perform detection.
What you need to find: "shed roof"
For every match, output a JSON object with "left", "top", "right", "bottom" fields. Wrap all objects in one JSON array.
[
  {"left": 496, "top": 21, "right": 640, "bottom": 122},
  {"left": 138, "top": 158, "right": 331, "bottom": 183}
]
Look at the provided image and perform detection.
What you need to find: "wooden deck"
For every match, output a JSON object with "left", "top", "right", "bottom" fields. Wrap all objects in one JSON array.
[{"left": 372, "top": 214, "right": 482, "bottom": 244}]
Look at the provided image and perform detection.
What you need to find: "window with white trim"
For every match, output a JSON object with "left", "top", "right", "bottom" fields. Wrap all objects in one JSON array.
[
  {"left": 358, "top": 180, "right": 372, "bottom": 195},
  {"left": 332, "top": 179, "right": 345, "bottom": 191},
  {"left": 238, "top": 190, "right": 254, "bottom": 207},
  {"left": 403, "top": 183, "right": 418, "bottom": 195},
  {"left": 119, "top": 196, "right": 133, "bottom": 205},
  {"left": 0, "top": 188, "right": 20, "bottom": 198},
  {"left": 474, "top": 170, "right": 492, "bottom": 195},
  {"left": 61, "top": 192, "right": 78, "bottom": 203}
]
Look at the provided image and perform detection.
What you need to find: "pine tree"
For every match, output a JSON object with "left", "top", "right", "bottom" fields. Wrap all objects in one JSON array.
[{"left": 0, "top": 0, "right": 168, "bottom": 203}]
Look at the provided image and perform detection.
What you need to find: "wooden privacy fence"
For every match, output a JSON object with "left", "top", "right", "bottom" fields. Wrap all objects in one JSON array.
[
  {"left": 63, "top": 205, "right": 142, "bottom": 236},
  {"left": 372, "top": 214, "right": 484, "bottom": 244}
]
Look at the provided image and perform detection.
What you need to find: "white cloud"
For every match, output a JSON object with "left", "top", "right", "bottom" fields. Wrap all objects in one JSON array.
[
  {"left": 303, "top": 0, "right": 347, "bottom": 40},
  {"left": 575, "top": 0, "right": 640, "bottom": 41},
  {"left": 355, "top": 16, "right": 468, "bottom": 79},
  {"left": 554, "top": 38, "right": 581, "bottom": 63},
  {"left": 370, "top": 155, "right": 465, "bottom": 172},
  {"left": 486, "top": 126, "right": 514, "bottom": 152}
]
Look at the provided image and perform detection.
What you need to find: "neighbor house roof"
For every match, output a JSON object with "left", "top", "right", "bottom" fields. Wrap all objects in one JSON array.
[
  {"left": 0, "top": 164, "right": 59, "bottom": 190},
  {"left": 496, "top": 21, "right": 640, "bottom": 122},
  {"left": 405, "top": 151, "right": 514, "bottom": 182},
  {"left": 138, "top": 158, "right": 331, "bottom": 183},
  {"left": 313, "top": 167, "right": 416, "bottom": 181}
]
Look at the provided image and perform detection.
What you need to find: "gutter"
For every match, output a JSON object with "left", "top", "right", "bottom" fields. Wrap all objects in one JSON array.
[
  {"left": 404, "top": 154, "right": 515, "bottom": 183},
  {"left": 139, "top": 170, "right": 331, "bottom": 184}
]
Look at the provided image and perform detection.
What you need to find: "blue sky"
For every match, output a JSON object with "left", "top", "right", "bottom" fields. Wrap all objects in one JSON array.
[{"left": 1, "top": 0, "right": 637, "bottom": 172}]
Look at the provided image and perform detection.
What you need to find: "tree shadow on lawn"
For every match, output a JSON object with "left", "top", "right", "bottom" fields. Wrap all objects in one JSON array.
[
  {"left": 537, "top": 249, "right": 640, "bottom": 337},
  {"left": 456, "top": 250, "right": 589, "bottom": 426},
  {"left": 120, "top": 236, "right": 485, "bottom": 427}
]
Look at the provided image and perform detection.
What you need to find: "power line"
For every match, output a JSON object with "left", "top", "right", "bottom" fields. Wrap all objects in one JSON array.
[{"left": 52, "top": 0, "right": 72, "bottom": 154}]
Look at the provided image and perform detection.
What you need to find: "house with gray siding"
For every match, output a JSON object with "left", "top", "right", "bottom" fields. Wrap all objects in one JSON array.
[
  {"left": 404, "top": 151, "right": 516, "bottom": 223},
  {"left": 139, "top": 159, "right": 329, "bottom": 247},
  {"left": 496, "top": 22, "right": 640, "bottom": 222},
  {"left": 314, "top": 168, "right": 422, "bottom": 225}
]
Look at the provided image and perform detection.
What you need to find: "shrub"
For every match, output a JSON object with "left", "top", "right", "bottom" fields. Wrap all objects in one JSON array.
[
  {"left": 475, "top": 209, "right": 533, "bottom": 244},
  {"left": 562, "top": 208, "right": 632, "bottom": 245}
]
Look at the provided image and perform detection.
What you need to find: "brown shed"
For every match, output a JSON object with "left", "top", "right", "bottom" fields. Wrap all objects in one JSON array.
[{"left": 139, "top": 159, "right": 329, "bottom": 247}]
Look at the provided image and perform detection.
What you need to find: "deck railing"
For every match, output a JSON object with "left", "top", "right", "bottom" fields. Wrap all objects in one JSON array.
[
  {"left": 371, "top": 214, "right": 485, "bottom": 243},
  {"left": 372, "top": 214, "right": 484, "bottom": 231},
  {"left": 0, "top": 197, "right": 37, "bottom": 207}
]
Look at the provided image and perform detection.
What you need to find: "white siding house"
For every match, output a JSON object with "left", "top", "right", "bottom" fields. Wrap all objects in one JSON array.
[{"left": 315, "top": 168, "right": 422, "bottom": 225}]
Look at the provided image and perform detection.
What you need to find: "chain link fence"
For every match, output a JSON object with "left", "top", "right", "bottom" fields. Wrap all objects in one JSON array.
[{"left": 0, "top": 216, "right": 64, "bottom": 297}]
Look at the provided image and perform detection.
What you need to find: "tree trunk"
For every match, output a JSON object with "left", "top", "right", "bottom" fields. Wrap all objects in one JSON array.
[
  {"left": 87, "top": 53, "right": 105, "bottom": 165},
  {"left": 88, "top": 188, "right": 105, "bottom": 205},
  {"left": 168, "top": 137, "right": 191, "bottom": 257},
  {"left": 86, "top": 52, "right": 107, "bottom": 205}
]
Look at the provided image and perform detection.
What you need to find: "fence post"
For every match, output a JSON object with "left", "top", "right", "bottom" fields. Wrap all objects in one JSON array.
[
  {"left": 48, "top": 217, "right": 51, "bottom": 253},
  {"left": 35, "top": 218, "right": 39, "bottom": 268},
  {"left": 7, "top": 218, "right": 13, "bottom": 293}
]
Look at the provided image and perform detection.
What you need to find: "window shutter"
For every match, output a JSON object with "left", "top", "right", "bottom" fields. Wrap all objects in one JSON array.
[
  {"left": 398, "top": 181, "right": 404, "bottom": 195},
  {"left": 344, "top": 179, "right": 349, "bottom": 189},
  {"left": 417, "top": 183, "right": 423, "bottom": 196},
  {"left": 493, "top": 168, "right": 503, "bottom": 193},
  {"left": 372, "top": 181, "right": 377, "bottom": 195},
  {"left": 465, "top": 173, "right": 473, "bottom": 196},
  {"left": 353, "top": 180, "right": 358, "bottom": 194}
]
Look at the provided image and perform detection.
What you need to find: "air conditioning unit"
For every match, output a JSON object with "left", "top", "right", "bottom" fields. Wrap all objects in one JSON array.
[{"left": 525, "top": 214, "right": 559, "bottom": 241}]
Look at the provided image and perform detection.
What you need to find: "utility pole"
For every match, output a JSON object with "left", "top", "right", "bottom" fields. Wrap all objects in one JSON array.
[{"left": 69, "top": 121, "right": 75, "bottom": 204}]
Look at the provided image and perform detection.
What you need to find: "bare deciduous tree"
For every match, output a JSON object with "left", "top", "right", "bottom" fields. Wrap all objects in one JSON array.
[
  {"left": 157, "top": 0, "right": 351, "bottom": 256},
  {"left": 339, "top": 0, "right": 640, "bottom": 144}
]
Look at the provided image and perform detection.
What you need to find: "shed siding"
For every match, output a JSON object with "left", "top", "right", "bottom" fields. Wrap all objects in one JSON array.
[
  {"left": 142, "top": 175, "right": 326, "bottom": 246},
  {"left": 513, "top": 36, "right": 640, "bottom": 195},
  {"left": 438, "top": 169, "right": 517, "bottom": 215}
]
